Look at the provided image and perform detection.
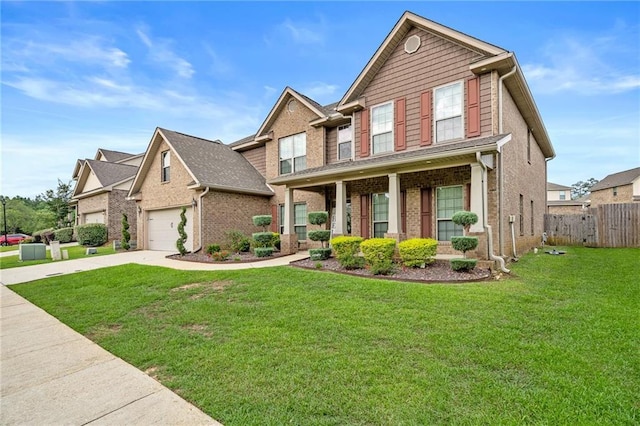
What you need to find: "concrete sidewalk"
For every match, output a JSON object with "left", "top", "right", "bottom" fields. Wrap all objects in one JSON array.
[
  {"left": 0, "top": 285, "right": 221, "bottom": 425},
  {"left": 0, "top": 249, "right": 310, "bottom": 285}
]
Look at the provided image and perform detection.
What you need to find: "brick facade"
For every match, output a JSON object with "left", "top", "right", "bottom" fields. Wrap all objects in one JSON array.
[
  {"left": 76, "top": 190, "right": 137, "bottom": 242},
  {"left": 590, "top": 184, "right": 634, "bottom": 206}
]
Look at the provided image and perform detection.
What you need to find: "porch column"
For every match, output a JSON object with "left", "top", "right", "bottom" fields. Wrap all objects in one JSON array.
[
  {"left": 281, "top": 187, "right": 298, "bottom": 254},
  {"left": 385, "top": 173, "right": 404, "bottom": 240},
  {"left": 334, "top": 180, "right": 347, "bottom": 236},
  {"left": 470, "top": 163, "right": 486, "bottom": 233}
]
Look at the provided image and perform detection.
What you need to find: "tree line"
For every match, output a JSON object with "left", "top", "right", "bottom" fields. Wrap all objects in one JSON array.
[{"left": 1, "top": 180, "right": 74, "bottom": 235}]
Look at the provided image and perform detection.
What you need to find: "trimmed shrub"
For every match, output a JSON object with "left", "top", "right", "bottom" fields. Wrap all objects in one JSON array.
[
  {"left": 331, "top": 236, "right": 364, "bottom": 269},
  {"left": 206, "top": 244, "right": 221, "bottom": 255},
  {"left": 271, "top": 232, "right": 281, "bottom": 250},
  {"left": 308, "top": 211, "right": 328, "bottom": 226},
  {"left": 252, "top": 215, "right": 272, "bottom": 231},
  {"left": 450, "top": 258, "right": 477, "bottom": 271},
  {"left": 121, "top": 213, "right": 130, "bottom": 250},
  {"left": 176, "top": 207, "right": 188, "bottom": 255},
  {"left": 451, "top": 211, "right": 479, "bottom": 231},
  {"left": 252, "top": 232, "right": 274, "bottom": 248},
  {"left": 254, "top": 247, "right": 274, "bottom": 257},
  {"left": 225, "top": 230, "right": 250, "bottom": 253},
  {"left": 308, "top": 230, "right": 331, "bottom": 243},
  {"left": 360, "top": 238, "right": 397, "bottom": 275},
  {"left": 33, "top": 228, "right": 55, "bottom": 244},
  {"left": 54, "top": 227, "right": 74, "bottom": 243},
  {"left": 398, "top": 238, "right": 438, "bottom": 267},
  {"left": 76, "top": 224, "right": 107, "bottom": 247},
  {"left": 211, "top": 250, "right": 230, "bottom": 261},
  {"left": 451, "top": 236, "right": 479, "bottom": 257},
  {"left": 309, "top": 247, "right": 332, "bottom": 261}
]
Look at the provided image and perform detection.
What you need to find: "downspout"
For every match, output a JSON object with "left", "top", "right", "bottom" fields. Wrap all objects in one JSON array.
[
  {"left": 477, "top": 152, "right": 510, "bottom": 273},
  {"left": 498, "top": 66, "right": 517, "bottom": 257},
  {"left": 195, "top": 186, "right": 210, "bottom": 253}
]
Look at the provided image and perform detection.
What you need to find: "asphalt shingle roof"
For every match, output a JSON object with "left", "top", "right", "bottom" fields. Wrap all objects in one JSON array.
[
  {"left": 98, "top": 149, "right": 136, "bottom": 162},
  {"left": 159, "top": 128, "right": 272, "bottom": 195},
  {"left": 547, "top": 182, "right": 572, "bottom": 191},
  {"left": 85, "top": 159, "right": 138, "bottom": 187},
  {"left": 590, "top": 167, "right": 640, "bottom": 191}
]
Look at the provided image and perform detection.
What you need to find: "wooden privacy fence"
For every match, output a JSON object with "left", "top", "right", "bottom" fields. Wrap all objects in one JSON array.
[{"left": 544, "top": 203, "right": 640, "bottom": 248}]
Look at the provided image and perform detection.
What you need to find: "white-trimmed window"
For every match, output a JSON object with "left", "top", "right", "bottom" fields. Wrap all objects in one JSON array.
[
  {"left": 337, "top": 124, "right": 352, "bottom": 160},
  {"left": 436, "top": 186, "right": 463, "bottom": 241},
  {"left": 279, "top": 133, "right": 306, "bottom": 175},
  {"left": 559, "top": 191, "right": 566, "bottom": 200},
  {"left": 279, "top": 203, "right": 307, "bottom": 241},
  {"left": 372, "top": 193, "right": 389, "bottom": 238},
  {"left": 161, "top": 151, "right": 170, "bottom": 182},
  {"left": 434, "top": 82, "right": 463, "bottom": 142},
  {"left": 371, "top": 102, "right": 393, "bottom": 154}
]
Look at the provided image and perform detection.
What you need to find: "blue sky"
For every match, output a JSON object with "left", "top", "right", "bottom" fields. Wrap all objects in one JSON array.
[{"left": 2, "top": 1, "right": 639, "bottom": 198}]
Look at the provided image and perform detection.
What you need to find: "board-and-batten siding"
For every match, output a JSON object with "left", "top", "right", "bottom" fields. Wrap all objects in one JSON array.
[
  {"left": 240, "top": 145, "right": 267, "bottom": 177},
  {"left": 353, "top": 26, "right": 491, "bottom": 161}
]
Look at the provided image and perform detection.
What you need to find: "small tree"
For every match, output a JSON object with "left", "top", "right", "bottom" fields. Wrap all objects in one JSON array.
[
  {"left": 121, "top": 213, "right": 131, "bottom": 250},
  {"left": 450, "top": 210, "right": 479, "bottom": 271},
  {"left": 252, "top": 214, "right": 274, "bottom": 257},
  {"left": 307, "top": 211, "right": 331, "bottom": 260},
  {"left": 176, "top": 207, "right": 187, "bottom": 255}
]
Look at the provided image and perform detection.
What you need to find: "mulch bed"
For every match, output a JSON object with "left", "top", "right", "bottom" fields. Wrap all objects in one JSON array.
[
  {"left": 167, "top": 251, "right": 288, "bottom": 264},
  {"left": 291, "top": 257, "right": 494, "bottom": 283},
  {"left": 168, "top": 251, "right": 495, "bottom": 283}
]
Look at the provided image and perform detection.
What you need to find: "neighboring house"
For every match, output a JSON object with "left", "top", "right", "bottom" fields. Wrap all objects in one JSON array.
[
  {"left": 230, "top": 11, "right": 554, "bottom": 260},
  {"left": 589, "top": 167, "right": 640, "bottom": 206},
  {"left": 127, "top": 128, "right": 273, "bottom": 252},
  {"left": 71, "top": 149, "right": 142, "bottom": 240},
  {"left": 547, "top": 182, "right": 587, "bottom": 214}
]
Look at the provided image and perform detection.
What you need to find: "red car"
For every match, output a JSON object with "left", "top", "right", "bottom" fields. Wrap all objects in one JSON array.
[{"left": 1, "top": 234, "right": 31, "bottom": 245}]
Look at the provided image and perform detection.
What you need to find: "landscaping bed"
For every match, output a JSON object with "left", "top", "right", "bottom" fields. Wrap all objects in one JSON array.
[
  {"left": 292, "top": 257, "right": 493, "bottom": 283},
  {"left": 167, "top": 250, "right": 288, "bottom": 264}
]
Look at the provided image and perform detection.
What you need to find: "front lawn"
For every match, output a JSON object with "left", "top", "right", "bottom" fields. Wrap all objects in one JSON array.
[
  {"left": 0, "top": 245, "right": 115, "bottom": 269},
  {"left": 10, "top": 247, "right": 639, "bottom": 425}
]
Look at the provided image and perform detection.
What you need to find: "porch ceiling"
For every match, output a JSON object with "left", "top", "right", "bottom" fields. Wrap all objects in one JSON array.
[{"left": 269, "top": 134, "right": 509, "bottom": 189}]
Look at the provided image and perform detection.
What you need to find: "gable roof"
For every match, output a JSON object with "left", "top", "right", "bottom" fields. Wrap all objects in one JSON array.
[
  {"left": 590, "top": 167, "right": 640, "bottom": 191},
  {"left": 335, "top": 10, "right": 554, "bottom": 159},
  {"left": 254, "top": 87, "right": 327, "bottom": 140},
  {"left": 95, "top": 148, "right": 136, "bottom": 162},
  {"left": 73, "top": 159, "right": 138, "bottom": 198},
  {"left": 547, "top": 182, "right": 572, "bottom": 191},
  {"left": 129, "top": 127, "right": 273, "bottom": 197},
  {"left": 338, "top": 11, "right": 506, "bottom": 110}
]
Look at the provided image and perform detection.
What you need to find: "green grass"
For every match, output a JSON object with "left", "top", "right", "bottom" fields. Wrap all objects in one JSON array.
[
  {"left": 0, "top": 244, "right": 115, "bottom": 269},
  {"left": 11, "top": 247, "right": 639, "bottom": 425},
  {"left": 0, "top": 244, "right": 20, "bottom": 253}
]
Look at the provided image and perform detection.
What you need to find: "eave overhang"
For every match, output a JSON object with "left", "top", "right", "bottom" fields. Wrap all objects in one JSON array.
[{"left": 187, "top": 182, "right": 274, "bottom": 197}]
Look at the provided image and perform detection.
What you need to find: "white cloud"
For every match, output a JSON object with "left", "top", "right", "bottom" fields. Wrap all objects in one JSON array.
[
  {"left": 522, "top": 26, "right": 640, "bottom": 95},
  {"left": 301, "top": 82, "right": 340, "bottom": 102},
  {"left": 136, "top": 27, "right": 194, "bottom": 79}
]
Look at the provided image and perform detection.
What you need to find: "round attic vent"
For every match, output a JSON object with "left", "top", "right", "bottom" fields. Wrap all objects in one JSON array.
[
  {"left": 404, "top": 35, "right": 421, "bottom": 54},
  {"left": 287, "top": 99, "right": 297, "bottom": 112}
]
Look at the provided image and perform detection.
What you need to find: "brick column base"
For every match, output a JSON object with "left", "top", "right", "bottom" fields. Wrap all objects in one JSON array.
[{"left": 280, "top": 234, "right": 299, "bottom": 255}]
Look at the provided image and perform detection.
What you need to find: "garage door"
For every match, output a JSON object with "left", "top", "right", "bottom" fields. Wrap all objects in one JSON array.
[
  {"left": 84, "top": 211, "right": 105, "bottom": 224},
  {"left": 147, "top": 208, "right": 194, "bottom": 252}
]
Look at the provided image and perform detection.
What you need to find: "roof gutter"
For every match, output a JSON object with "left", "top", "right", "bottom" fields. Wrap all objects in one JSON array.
[{"left": 187, "top": 182, "right": 274, "bottom": 197}]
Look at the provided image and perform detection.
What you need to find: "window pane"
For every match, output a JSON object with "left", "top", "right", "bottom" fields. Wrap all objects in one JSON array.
[
  {"left": 372, "top": 193, "right": 389, "bottom": 220},
  {"left": 294, "top": 156, "right": 306, "bottom": 172},
  {"left": 293, "top": 134, "right": 306, "bottom": 156},
  {"left": 372, "top": 132, "right": 393, "bottom": 154},
  {"left": 373, "top": 222, "right": 388, "bottom": 238},
  {"left": 436, "top": 117, "right": 462, "bottom": 142},
  {"left": 437, "top": 220, "right": 462, "bottom": 241},
  {"left": 280, "top": 159, "right": 292, "bottom": 175},
  {"left": 279, "top": 139, "right": 293, "bottom": 160},
  {"left": 294, "top": 225, "right": 307, "bottom": 241},
  {"left": 338, "top": 142, "right": 351, "bottom": 160},
  {"left": 372, "top": 103, "right": 393, "bottom": 135},
  {"left": 437, "top": 186, "right": 463, "bottom": 218},
  {"left": 278, "top": 205, "right": 284, "bottom": 234},
  {"left": 338, "top": 125, "right": 352, "bottom": 143},
  {"left": 294, "top": 204, "right": 306, "bottom": 225},
  {"left": 435, "top": 83, "right": 462, "bottom": 120}
]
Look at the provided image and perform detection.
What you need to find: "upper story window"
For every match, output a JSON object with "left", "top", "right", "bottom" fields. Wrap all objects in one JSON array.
[
  {"left": 434, "top": 81, "right": 463, "bottom": 143},
  {"left": 559, "top": 191, "right": 566, "bottom": 200},
  {"left": 613, "top": 187, "right": 618, "bottom": 196},
  {"left": 161, "top": 151, "right": 170, "bottom": 182},
  {"left": 371, "top": 102, "right": 393, "bottom": 155},
  {"left": 337, "top": 124, "right": 352, "bottom": 160},
  {"left": 279, "top": 132, "right": 306, "bottom": 175}
]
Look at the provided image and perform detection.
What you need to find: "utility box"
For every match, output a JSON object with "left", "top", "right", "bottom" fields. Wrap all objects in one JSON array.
[{"left": 19, "top": 243, "right": 47, "bottom": 261}]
